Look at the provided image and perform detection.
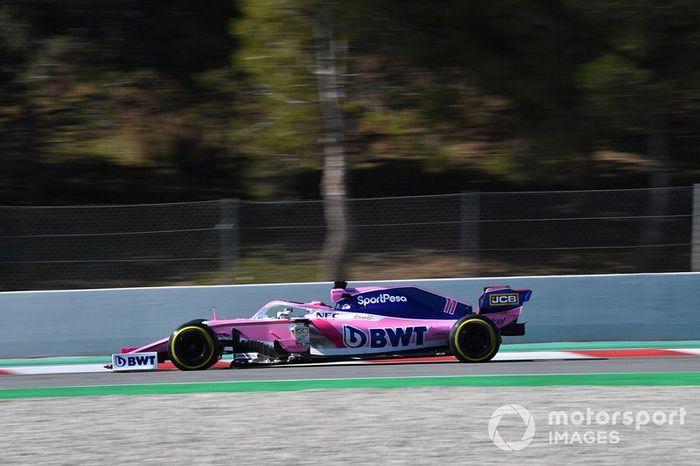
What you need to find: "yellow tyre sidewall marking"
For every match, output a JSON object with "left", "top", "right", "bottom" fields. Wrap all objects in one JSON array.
[
  {"left": 453, "top": 319, "right": 497, "bottom": 362},
  {"left": 170, "top": 326, "right": 215, "bottom": 370}
]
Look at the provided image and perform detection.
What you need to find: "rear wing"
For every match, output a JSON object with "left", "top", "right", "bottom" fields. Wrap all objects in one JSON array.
[{"left": 477, "top": 285, "right": 532, "bottom": 314}]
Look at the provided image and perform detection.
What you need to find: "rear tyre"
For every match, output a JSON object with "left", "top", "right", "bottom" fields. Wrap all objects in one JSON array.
[
  {"left": 168, "top": 320, "right": 221, "bottom": 371},
  {"left": 449, "top": 315, "right": 501, "bottom": 363}
]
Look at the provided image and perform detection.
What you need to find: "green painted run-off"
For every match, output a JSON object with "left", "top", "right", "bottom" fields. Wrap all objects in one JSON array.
[{"left": 1, "top": 371, "right": 699, "bottom": 399}]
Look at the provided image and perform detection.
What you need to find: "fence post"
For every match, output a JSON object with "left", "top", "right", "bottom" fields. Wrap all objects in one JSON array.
[
  {"left": 460, "top": 192, "right": 480, "bottom": 276},
  {"left": 693, "top": 184, "right": 700, "bottom": 272},
  {"left": 218, "top": 199, "right": 239, "bottom": 281}
]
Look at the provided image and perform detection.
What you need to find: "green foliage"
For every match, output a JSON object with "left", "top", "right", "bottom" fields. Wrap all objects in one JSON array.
[
  {"left": 3, "top": 0, "right": 700, "bottom": 203},
  {"left": 0, "top": 1, "right": 242, "bottom": 203},
  {"left": 232, "top": 0, "right": 321, "bottom": 198},
  {"left": 576, "top": 53, "right": 653, "bottom": 131}
]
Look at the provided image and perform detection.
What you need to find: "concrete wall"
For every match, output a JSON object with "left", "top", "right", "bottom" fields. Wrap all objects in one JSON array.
[{"left": 1, "top": 273, "right": 699, "bottom": 357}]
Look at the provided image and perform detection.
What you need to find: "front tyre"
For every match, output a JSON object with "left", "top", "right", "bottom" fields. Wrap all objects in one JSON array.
[
  {"left": 449, "top": 315, "right": 501, "bottom": 363},
  {"left": 168, "top": 321, "right": 221, "bottom": 371}
]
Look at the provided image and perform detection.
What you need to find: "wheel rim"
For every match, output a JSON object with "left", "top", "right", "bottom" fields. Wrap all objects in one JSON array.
[
  {"left": 456, "top": 321, "right": 493, "bottom": 360},
  {"left": 172, "top": 327, "right": 213, "bottom": 368}
]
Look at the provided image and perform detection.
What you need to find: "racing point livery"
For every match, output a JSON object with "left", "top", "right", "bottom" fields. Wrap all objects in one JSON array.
[{"left": 115, "top": 281, "right": 532, "bottom": 371}]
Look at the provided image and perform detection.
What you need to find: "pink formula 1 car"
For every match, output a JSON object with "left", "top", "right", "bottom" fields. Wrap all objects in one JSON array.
[{"left": 116, "top": 281, "right": 531, "bottom": 371}]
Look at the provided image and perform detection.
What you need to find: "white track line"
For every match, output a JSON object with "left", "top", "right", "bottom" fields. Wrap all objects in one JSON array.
[
  {"left": 6, "top": 364, "right": 111, "bottom": 375},
  {"left": 673, "top": 348, "right": 700, "bottom": 356},
  {"left": 493, "top": 351, "right": 592, "bottom": 361},
  {"left": 2, "top": 351, "right": 596, "bottom": 375}
]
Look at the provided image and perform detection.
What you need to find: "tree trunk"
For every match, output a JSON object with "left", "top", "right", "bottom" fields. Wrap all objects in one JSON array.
[
  {"left": 640, "top": 118, "right": 671, "bottom": 270},
  {"left": 314, "top": 0, "right": 348, "bottom": 281}
]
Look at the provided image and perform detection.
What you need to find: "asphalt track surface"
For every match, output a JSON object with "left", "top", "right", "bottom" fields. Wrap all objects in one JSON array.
[{"left": 1, "top": 356, "right": 699, "bottom": 389}]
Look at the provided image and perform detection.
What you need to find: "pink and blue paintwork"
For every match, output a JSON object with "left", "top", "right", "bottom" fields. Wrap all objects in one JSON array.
[{"left": 120, "top": 282, "right": 531, "bottom": 366}]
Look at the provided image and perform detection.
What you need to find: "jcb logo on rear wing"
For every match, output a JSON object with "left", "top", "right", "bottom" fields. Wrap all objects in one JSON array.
[{"left": 488, "top": 293, "right": 520, "bottom": 306}]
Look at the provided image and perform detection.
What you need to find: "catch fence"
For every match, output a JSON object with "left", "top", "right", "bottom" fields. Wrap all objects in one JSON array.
[{"left": 0, "top": 186, "right": 697, "bottom": 290}]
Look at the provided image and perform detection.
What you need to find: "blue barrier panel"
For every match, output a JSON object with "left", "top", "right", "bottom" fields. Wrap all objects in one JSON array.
[{"left": 0, "top": 273, "right": 698, "bottom": 357}]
